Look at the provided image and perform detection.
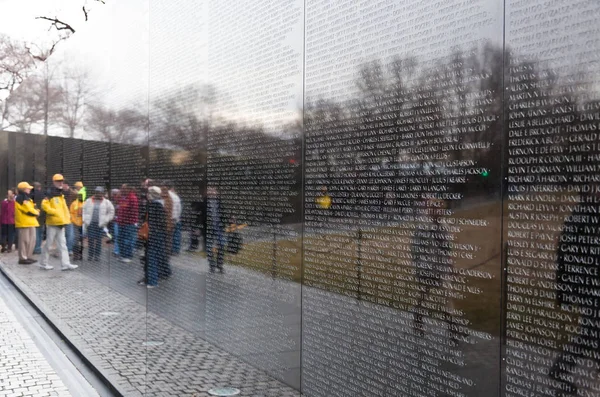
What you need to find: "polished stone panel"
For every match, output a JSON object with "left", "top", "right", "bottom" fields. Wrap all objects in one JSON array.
[
  {"left": 0, "top": 0, "right": 599, "bottom": 395},
  {"left": 504, "top": 1, "right": 600, "bottom": 396}
]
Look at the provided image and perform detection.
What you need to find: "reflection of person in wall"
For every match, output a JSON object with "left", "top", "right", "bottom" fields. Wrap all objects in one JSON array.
[
  {"left": 15, "top": 182, "right": 39, "bottom": 265},
  {"left": 549, "top": 183, "right": 600, "bottom": 397},
  {"left": 110, "top": 189, "right": 120, "bottom": 256},
  {"left": 32, "top": 182, "right": 45, "bottom": 255},
  {"left": 82, "top": 187, "right": 115, "bottom": 262},
  {"left": 206, "top": 186, "right": 227, "bottom": 273},
  {"left": 117, "top": 184, "right": 139, "bottom": 264},
  {"left": 63, "top": 181, "right": 76, "bottom": 258},
  {"left": 160, "top": 184, "right": 173, "bottom": 279},
  {"left": 144, "top": 186, "right": 166, "bottom": 288},
  {"left": 166, "top": 181, "right": 182, "bottom": 255},
  {"left": 69, "top": 192, "right": 84, "bottom": 261},
  {"left": 186, "top": 200, "right": 203, "bottom": 252},
  {"left": 40, "top": 174, "right": 77, "bottom": 271},
  {"left": 411, "top": 197, "right": 459, "bottom": 343},
  {"left": 1, "top": 189, "right": 16, "bottom": 253},
  {"left": 315, "top": 186, "right": 332, "bottom": 209}
]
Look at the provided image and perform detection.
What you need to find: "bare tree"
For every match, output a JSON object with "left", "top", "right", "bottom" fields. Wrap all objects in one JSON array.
[
  {"left": 0, "top": 35, "right": 35, "bottom": 128},
  {"left": 4, "top": 76, "right": 44, "bottom": 132},
  {"left": 86, "top": 104, "right": 147, "bottom": 144},
  {"left": 56, "top": 67, "right": 95, "bottom": 138},
  {"left": 150, "top": 84, "right": 216, "bottom": 149},
  {"left": 36, "top": 0, "right": 108, "bottom": 39}
]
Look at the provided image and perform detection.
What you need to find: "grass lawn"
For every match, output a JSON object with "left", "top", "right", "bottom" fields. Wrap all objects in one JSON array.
[{"left": 220, "top": 193, "right": 572, "bottom": 337}]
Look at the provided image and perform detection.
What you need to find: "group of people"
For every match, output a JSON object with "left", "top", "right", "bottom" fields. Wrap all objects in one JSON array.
[{"left": 0, "top": 175, "right": 188, "bottom": 288}]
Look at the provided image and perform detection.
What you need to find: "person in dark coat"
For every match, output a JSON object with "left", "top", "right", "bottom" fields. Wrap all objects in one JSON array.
[
  {"left": 187, "top": 200, "right": 203, "bottom": 252},
  {"left": 144, "top": 186, "right": 166, "bottom": 288},
  {"left": 206, "top": 186, "right": 228, "bottom": 273}
]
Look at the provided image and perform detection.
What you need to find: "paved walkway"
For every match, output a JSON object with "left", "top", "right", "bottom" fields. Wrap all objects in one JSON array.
[
  {"left": 0, "top": 284, "right": 73, "bottom": 397},
  {"left": 0, "top": 250, "right": 300, "bottom": 397}
]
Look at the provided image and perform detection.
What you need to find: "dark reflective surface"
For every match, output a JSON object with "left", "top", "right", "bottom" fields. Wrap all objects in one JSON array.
[
  {"left": 0, "top": 0, "right": 598, "bottom": 396},
  {"left": 503, "top": 1, "right": 600, "bottom": 397}
]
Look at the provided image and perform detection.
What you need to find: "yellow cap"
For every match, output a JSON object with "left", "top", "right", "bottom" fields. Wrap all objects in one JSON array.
[
  {"left": 52, "top": 174, "right": 64, "bottom": 182},
  {"left": 17, "top": 182, "right": 33, "bottom": 190},
  {"left": 74, "top": 181, "right": 84, "bottom": 188}
]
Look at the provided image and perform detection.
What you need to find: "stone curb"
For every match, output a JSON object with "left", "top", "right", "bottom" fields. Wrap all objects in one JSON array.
[{"left": 0, "top": 260, "right": 127, "bottom": 397}]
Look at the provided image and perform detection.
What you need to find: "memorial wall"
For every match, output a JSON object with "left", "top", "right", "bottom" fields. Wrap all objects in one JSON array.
[{"left": 0, "top": 0, "right": 599, "bottom": 396}]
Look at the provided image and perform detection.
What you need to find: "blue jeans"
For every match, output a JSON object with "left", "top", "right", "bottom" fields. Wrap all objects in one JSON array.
[
  {"left": 87, "top": 223, "right": 102, "bottom": 260},
  {"left": 206, "top": 231, "right": 225, "bottom": 270},
  {"left": 112, "top": 223, "right": 119, "bottom": 255},
  {"left": 34, "top": 226, "right": 43, "bottom": 254},
  {"left": 65, "top": 223, "right": 74, "bottom": 253},
  {"left": 172, "top": 222, "right": 182, "bottom": 254},
  {"left": 147, "top": 233, "right": 165, "bottom": 286},
  {"left": 118, "top": 224, "right": 136, "bottom": 259}
]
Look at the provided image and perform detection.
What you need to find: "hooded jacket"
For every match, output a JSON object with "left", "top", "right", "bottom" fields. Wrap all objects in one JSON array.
[
  {"left": 0, "top": 199, "right": 15, "bottom": 225},
  {"left": 15, "top": 193, "right": 39, "bottom": 228},
  {"left": 41, "top": 187, "right": 71, "bottom": 226}
]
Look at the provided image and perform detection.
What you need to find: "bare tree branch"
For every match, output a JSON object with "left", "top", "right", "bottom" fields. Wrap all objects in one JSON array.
[
  {"left": 82, "top": 6, "right": 89, "bottom": 22},
  {"left": 24, "top": 39, "right": 64, "bottom": 62},
  {"left": 36, "top": 16, "right": 76, "bottom": 34}
]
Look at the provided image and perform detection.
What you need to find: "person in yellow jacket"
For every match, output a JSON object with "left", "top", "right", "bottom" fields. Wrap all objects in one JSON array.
[
  {"left": 69, "top": 193, "right": 84, "bottom": 261},
  {"left": 40, "top": 174, "right": 78, "bottom": 271},
  {"left": 15, "top": 182, "right": 39, "bottom": 265},
  {"left": 316, "top": 186, "right": 332, "bottom": 209}
]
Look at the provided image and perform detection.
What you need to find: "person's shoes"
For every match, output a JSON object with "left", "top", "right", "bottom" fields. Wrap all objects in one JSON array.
[
  {"left": 6, "top": 249, "right": 11, "bottom": 253},
  {"left": 61, "top": 264, "right": 78, "bottom": 271},
  {"left": 1, "top": 247, "right": 7, "bottom": 253},
  {"left": 137, "top": 279, "right": 146, "bottom": 286},
  {"left": 27, "top": 259, "right": 37, "bottom": 264},
  {"left": 120, "top": 258, "right": 132, "bottom": 263},
  {"left": 146, "top": 284, "right": 157, "bottom": 289},
  {"left": 33, "top": 250, "right": 41, "bottom": 255},
  {"left": 218, "top": 267, "right": 224, "bottom": 274},
  {"left": 39, "top": 264, "right": 53, "bottom": 270},
  {"left": 18, "top": 259, "right": 31, "bottom": 265}
]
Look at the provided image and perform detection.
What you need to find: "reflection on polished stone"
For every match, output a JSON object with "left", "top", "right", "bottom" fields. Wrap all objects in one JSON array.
[{"left": 0, "top": 0, "right": 598, "bottom": 395}]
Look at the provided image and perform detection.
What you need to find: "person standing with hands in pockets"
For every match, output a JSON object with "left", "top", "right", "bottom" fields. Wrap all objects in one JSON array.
[{"left": 15, "top": 182, "right": 39, "bottom": 265}]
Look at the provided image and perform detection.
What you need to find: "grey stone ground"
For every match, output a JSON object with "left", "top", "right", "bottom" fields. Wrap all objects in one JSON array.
[
  {"left": 0, "top": 249, "right": 301, "bottom": 397},
  {"left": 0, "top": 229, "right": 511, "bottom": 397},
  {"left": 0, "top": 285, "right": 73, "bottom": 397}
]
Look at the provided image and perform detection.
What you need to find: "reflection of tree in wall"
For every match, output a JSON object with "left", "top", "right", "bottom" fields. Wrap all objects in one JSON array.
[
  {"left": 86, "top": 104, "right": 147, "bottom": 144},
  {"left": 305, "top": 43, "right": 598, "bottom": 207}
]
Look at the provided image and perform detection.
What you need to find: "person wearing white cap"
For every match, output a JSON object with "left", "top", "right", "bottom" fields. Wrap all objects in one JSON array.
[{"left": 15, "top": 182, "right": 39, "bottom": 265}]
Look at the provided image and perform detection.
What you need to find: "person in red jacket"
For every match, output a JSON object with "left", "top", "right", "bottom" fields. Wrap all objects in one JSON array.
[
  {"left": 116, "top": 184, "right": 139, "bottom": 263},
  {"left": 1, "top": 189, "right": 16, "bottom": 253}
]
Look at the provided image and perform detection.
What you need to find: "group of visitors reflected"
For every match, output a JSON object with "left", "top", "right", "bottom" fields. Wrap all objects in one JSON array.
[{"left": 0, "top": 0, "right": 598, "bottom": 396}]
